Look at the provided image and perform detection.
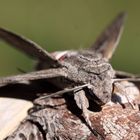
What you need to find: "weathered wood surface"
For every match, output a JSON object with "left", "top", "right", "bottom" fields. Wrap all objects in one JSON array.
[
  {"left": 0, "top": 98, "right": 33, "bottom": 140},
  {"left": 4, "top": 81, "right": 140, "bottom": 140}
]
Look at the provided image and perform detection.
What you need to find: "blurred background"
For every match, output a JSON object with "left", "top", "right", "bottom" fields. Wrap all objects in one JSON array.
[{"left": 0, "top": 0, "right": 140, "bottom": 76}]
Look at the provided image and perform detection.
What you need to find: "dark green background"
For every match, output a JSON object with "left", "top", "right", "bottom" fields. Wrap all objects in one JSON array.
[{"left": 0, "top": 0, "right": 140, "bottom": 76}]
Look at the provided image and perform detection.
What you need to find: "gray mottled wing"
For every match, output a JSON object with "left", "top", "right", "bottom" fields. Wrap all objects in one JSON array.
[
  {"left": 0, "top": 68, "right": 66, "bottom": 87},
  {"left": 0, "top": 28, "right": 60, "bottom": 67},
  {"left": 89, "top": 12, "right": 126, "bottom": 60}
]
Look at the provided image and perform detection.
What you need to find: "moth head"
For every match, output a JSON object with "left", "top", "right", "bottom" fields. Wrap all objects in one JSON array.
[
  {"left": 76, "top": 51, "right": 115, "bottom": 105},
  {"left": 87, "top": 62, "right": 115, "bottom": 105}
]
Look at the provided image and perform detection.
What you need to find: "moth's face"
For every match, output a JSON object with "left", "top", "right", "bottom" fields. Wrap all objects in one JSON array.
[
  {"left": 62, "top": 51, "right": 115, "bottom": 105},
  {"left": 83, "top": 59, "right": 115, "bottom": 105}
]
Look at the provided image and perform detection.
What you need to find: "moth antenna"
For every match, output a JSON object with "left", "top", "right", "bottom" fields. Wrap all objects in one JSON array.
[
  {"left": 89, "top": 12, "right": 127, "bottom": 60},
  {"left": 0, "top": 27, "right": 61, "bottom": 68},
  {"left": 115, "top": 70, "right": 140, "bottom": 78},
  {"left": 112, "top": 78, "right": 140, "bottom": 83},
  {"left": 0, "top": 68, "right": 66, "bottom": 87},
  {"left": 38, "top": 84, "right": 90, "bottom": 100}
]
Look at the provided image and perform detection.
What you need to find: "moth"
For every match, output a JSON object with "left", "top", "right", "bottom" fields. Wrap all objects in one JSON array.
[{"left": 0, "top": 12, "right": 139, "bottom": 125}]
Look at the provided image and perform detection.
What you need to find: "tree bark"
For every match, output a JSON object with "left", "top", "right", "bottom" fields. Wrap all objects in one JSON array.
[{"left": 5, "top": 81, "right": 140, "bottom": 140}]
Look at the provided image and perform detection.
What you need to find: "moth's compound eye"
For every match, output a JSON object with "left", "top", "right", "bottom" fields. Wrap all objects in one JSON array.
[{"left": 52, "top": 51, "right": 69, "bottom": 60}]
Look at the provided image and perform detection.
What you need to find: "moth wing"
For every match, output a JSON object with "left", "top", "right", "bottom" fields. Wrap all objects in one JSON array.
[
  {"left": 0, "top": 68, "right": 66, "bottom": 87},
  {"left": 0, "top": 28, "right": 60, "bottom": 67},
  {"left": 89, "top": 12, "right": 126, "bottom": 60}
]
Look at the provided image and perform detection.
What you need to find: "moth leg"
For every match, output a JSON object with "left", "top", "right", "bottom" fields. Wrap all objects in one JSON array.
[
  {"left": 38, "top": 84, "right": 89, "bottom": 100},
  {"left": 28, "top": 102, "right": 60, "bottom": 115},
  {"left": 29, "top": 84, "right": 90, "bottom": 114},
  {"left": 74, "top": 90, "right": 91, "bottom": 126},
  {"left": 113, "top": 81, "right": 139, "bottom": 109},
  {"left": 35, "top": 85, "right": 91, "bottom": 125},
  {"left": 74, "top": 89, "right": 104, "bottom": 139},
  {"left": 28, "top": 103, "right": 47, "bottom": 114}
]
